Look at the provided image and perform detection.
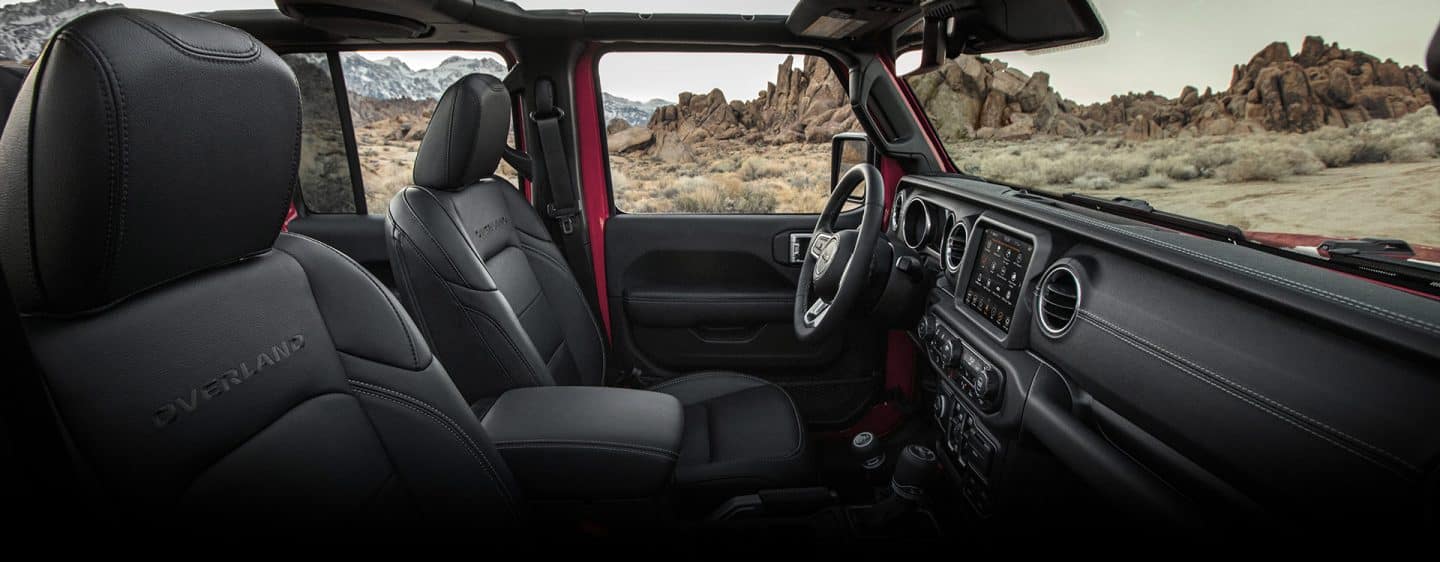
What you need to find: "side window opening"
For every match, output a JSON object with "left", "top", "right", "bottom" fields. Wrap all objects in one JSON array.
[
  {"left": 283, "top": 53, "right": 357, "bottom": 214},
  {"left": 600, "top": 52, "right": 862, "bottom": 214},
  {"left": 285, "top": 50, "right": 516, "bottom": 215}
]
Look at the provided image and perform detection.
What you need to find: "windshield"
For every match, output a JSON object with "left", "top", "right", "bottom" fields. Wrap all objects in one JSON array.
[{"left": 902, "top": 0, "right": 1440, "bottom": 253}]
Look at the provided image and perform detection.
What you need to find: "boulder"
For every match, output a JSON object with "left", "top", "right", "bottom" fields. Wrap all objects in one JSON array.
[{"left": 607, "top": 127, "right": 653, "bottom": 154}]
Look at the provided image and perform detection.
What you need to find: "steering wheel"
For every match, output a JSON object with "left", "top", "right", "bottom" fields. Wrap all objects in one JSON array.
[{"left": 794, "top": 163, "right": 885, "bottom": 343}]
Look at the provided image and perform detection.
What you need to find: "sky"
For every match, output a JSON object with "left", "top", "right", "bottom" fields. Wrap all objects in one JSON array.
[{"left": 4, "top": 0, "right": 1438, "bottom": 104}]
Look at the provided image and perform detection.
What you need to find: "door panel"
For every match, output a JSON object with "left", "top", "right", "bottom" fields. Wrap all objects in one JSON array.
[{"left": 606, "top": 213, "right": 885, "bottom": 425}]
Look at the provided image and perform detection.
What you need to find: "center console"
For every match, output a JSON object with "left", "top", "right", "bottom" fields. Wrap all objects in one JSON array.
[
  {"left": 920, "top": 312, "right": 1003, "bottom": 516},
  {"left": 480, "top": 386, "right": 684, "bottom": 500}
]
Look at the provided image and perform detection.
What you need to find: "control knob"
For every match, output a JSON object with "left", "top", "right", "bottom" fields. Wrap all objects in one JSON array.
[
  {"left": 938, "top": 338, "right": 961, "bottom": 367},
  {"left": 972, "top": 367, "right": 1000, "bottom": 401}
]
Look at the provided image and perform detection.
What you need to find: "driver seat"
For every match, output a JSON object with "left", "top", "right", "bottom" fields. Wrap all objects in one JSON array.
[{"left": 385, "top": 74, "right": 814, "bottom": 499}]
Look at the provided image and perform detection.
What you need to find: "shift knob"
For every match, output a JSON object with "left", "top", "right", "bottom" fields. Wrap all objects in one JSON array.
[
  {"left": 890, "top": 444, "right": 938, "bottom": 500},
  {"left": 851, "top": 431, "right": 885, "bottom": 471}
]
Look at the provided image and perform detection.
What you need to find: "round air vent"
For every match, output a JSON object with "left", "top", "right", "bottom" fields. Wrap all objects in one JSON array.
[
  {"left": 1037, "top": 264, "right": 1081, "bottom": 337},
  {"left": 901, "top": 198, "right": 930, "bottom": 250},
  {"left": 943, "top": 219, "right": 968, "bottom": 274}
]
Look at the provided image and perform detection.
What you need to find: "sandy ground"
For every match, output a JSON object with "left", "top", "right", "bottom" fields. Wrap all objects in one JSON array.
[{"left": 1067, "top": 161, "right": 1440, "bottom": 246}]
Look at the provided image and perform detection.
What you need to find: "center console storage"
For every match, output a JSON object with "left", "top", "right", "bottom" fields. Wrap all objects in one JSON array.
[{"left": 480, "top": 386, "right": 684, "bottom": 500}]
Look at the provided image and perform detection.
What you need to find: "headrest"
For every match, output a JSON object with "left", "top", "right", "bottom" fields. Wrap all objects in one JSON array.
[
  {"left": 413, "top": 73, "right": 510, "bottom": 190},
  {"left": 0, "top": 9, "right": 300, "bottom": 315},
  {"left": 1428, "top": 21, "right": 1440, "bottom": 108}
]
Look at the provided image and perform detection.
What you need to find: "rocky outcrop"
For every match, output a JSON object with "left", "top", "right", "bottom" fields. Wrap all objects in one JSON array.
[
  {"left": 910, "top": 35, "right": 1432, "bottom": 143},
  {"left": 610, "top": 55, "right": 861, "bottom": 160}
]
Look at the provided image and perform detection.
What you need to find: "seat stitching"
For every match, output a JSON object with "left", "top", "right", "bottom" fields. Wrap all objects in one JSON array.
[
  {"left": 1012, "top": 197, "right": 1440, "bottom": 336},
  {"left": 398, "top": 189, "right": 469, "bottom": 282},
  {"left": 495, "top": 438, "right": 678, "bottom": 457},
  {"left": 517, "top": 237, "right": 608, "bottom": 382},
  {"left": 512, "top": 285, "right": 544, "bottom": 319},
  {"left": 393, "top": 230, "right": 538, "bottom": 388},
  {"left": 651, "top": 372, "right": 806, "bottom": 460},
  {"left": 453, "top": 300, "right": 549, "bottom": 386},
  {"left": 1077, "top": 313, "right": 1416, "bottom": 477},
  {"left": 544, "top": 338, "right": 567, "bottom": 367},
  {"left": 61, "top": 32, "right": 124, "bottom": 296},
  {"left": 284, "top": 233, "right": 418, "bottom": 368},
  {"left": 348, "top": 380, "right": 518, "bottom": 504},
  {"left": 495, "top": 443, "right": 677, "bottom": 460}
]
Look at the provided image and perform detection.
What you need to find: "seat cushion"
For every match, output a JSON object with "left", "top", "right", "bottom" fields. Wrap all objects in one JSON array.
[{"left": 648, "top": 372, "right": 814, "bottom": 498}]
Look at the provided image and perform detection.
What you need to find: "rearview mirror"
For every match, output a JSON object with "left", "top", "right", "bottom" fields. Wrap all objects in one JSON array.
[{"left": 831, "top": 133, "right": 876, "bottom": 203}]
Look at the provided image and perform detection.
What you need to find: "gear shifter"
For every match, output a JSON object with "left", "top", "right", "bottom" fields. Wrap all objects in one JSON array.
[
  {"left": 857, "top": 444, "right": 940, "bottom": 529},
  {"left": 850, "top": 431, "right": 887, "bottom": 483},
  {"left": 890, "top": 445, "right": 939, "bottom": 500}
]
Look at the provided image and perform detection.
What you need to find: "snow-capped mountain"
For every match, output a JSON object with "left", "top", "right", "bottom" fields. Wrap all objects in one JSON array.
[
  {"left": 0, "top": 0, "right": 673, "bottom": 125},
  {"left": 340, "top": 54, "right": 508, "bottom": 100},
  {"left": 604, "top": 93, "right": 672, "bottom": 126},
  {"left": 0, "top": 0, "right": 116, "bottom": 61}
]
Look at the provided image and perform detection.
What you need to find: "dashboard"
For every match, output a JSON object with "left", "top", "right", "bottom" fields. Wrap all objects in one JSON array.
[{"left": 889, "top": 173, "right": 1440, "bottom": 528}]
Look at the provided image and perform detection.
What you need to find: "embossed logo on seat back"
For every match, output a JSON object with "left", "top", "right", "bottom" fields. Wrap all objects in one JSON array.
[{"left": 151, "top": 335, "right": 306, "bottom": 429}]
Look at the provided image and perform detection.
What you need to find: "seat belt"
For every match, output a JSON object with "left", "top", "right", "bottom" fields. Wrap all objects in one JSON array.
[{"left": 529, "top": 77, "right": 603, "bottom": 324}]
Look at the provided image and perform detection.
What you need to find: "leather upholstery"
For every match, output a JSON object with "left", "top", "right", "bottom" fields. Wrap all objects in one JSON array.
[
  {"left": 413, "top": 73, "right": 511, "bottom": 191},
  {"left": 387, "top": 74, "right": 815, "bottom": 498},
  {"left": 481, "top": 386, "right": 683, "bottom": 499},
  {"left": 0, "top": 10, "right": 296, "bottom": 315},
  {"left": 649, "top": 372, "right": 813, "bottom": 494},
  {"left": 1, "top": 9, "right": 519, "bottom": 527}
]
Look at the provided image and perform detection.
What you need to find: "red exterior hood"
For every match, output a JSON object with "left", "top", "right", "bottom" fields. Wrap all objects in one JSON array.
[{"left": 1247, "top": 231, "right": 1440, "bottom": 263}]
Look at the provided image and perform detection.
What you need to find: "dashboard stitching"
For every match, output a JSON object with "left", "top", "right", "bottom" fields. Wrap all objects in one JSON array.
[
  {"left": 1011, "top": 198, "right": 1440, "bottom": 337},
  {"left": 1078, "top": 311, "right": 1418, "bottom": 476}
]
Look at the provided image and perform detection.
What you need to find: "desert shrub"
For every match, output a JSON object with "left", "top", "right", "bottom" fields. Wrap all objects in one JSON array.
[
  {"left": 785, "top": 169, "right": 821, "bottom": 190},
  {"left": 1189, "top": 142, "right": 1238, "bottom": 174},
  {"left": 1041, "top": 154, "right": 1091, "bottom": 185},
  {"left": 610, "top": 169, "right": 632, "bottom": 193},
  {"left": 1149, "top": 156, "right": 1201, "bottom": 180},
  {"left": 1090, "top": 153, "right": 1151, "bottom": 182},
  {"left": 1388, "top": 140, "right": 1437, "bottom": 162},
  {"left": 739, "top": 157, "right": 785, "bottom": 180},
  {"left": 1070, "top": 172, "right": 1115, "bottom": 190},
  {"left": 1218, "top": 153, "right": 1291, "bottom": 182},
  {"left": 1136, "top": 175, "right": 1172, "bottom": 189},
  {"left": 709, "top": 158, "right": 739, "bottom": 173},
  {"left": 672, "top": 177, "right": 778, "bottom": 214},
  {"left": 1305, "top": 136, "right": 1362, "bottom": 167}
]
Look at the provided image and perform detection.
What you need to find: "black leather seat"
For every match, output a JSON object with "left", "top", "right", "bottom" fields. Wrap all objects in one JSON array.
[
  {"left": 386, "top": 74, "right": 814, "bottom": 497},
  {"left": 0, "top": 9, "right": 521, "bottom": 528}
]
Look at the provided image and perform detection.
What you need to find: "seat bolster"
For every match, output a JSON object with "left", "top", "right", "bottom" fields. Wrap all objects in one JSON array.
[
  {"left": 387, "top": 186, "right": 496, "bottom": 290},
  {"left": 275, "top": 233, "right": 431, "bottom": 370}
]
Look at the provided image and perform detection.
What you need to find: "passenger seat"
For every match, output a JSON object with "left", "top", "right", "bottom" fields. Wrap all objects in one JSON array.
[
  {"left": 0, "top": 9, "right": 520, "bottom": 528},
  {"left": 386, "top": 74, "right": 815, "bottom": 500}
]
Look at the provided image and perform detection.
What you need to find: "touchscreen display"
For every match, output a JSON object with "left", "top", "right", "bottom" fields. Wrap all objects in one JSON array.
[{"left": 962, "top": 228, "right": 1034, "bottom": 333}]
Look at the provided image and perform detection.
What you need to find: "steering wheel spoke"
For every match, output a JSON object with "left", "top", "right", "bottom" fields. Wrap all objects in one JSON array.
[{"left": 803, "top": 297, "right": 830, "bottom": 327}]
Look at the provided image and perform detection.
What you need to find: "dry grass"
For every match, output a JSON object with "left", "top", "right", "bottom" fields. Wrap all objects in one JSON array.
[
  {"left": 612, "top": 142, "right": 834, "bottom": 214},
  {"left": 946, "top": 107, "right": 1440, "bottom": 189}
]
